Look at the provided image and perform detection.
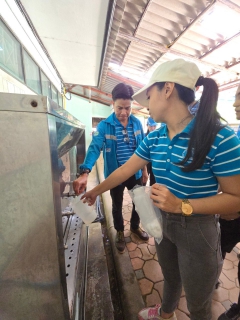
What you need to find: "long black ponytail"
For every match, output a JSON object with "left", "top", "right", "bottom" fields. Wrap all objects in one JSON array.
[
  {"left": 178, "top": 76, "right": 224, "bottom": 172},
  {"left": 155, "top": 77, "right": 223, "bottom": 172}
]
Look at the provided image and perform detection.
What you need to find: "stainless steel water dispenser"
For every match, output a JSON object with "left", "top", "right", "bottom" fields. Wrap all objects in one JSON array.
[{"left": 0, "top": 93, "right": 87, "bottom": 320}]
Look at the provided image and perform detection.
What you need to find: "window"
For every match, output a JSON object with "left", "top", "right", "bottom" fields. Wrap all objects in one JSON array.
[
  {"left": 23, "top": 50, "right": 41, "bottom": 94},
  {"left": 41, "top": 71, "right": 51, "bottom": 98},
  {"left": 92, "top": 117, "right": 105, "bottom": 128},
  {"left": 0, "top": 19, "right": 24, "bottom": 81},
  {"left": 58, "top": 91, "right": 63, "bottom": 108},
  {"left": 51, "top": 85, "right": 58, "bottom": 104},
  {"left": 0, "top": 19, "right": 62, "bottom": 100}
]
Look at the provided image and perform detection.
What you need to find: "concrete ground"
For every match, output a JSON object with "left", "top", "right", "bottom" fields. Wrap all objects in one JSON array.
[{"left": 94, "top": 156, "right": 240, "bottom": 320}]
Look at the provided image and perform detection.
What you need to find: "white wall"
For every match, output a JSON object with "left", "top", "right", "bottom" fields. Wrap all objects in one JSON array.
[{"left": 66, "top": 94, "right": 111, "bottom": 149}]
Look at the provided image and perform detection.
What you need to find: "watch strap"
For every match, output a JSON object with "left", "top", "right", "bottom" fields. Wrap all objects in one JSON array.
[{"left": 79, "top": 168, "right": 91, "bottom": 176}]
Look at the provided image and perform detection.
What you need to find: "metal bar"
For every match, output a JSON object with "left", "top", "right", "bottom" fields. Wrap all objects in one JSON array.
[
  {"left": 200, "top": 31, "right": 240, "bottom": 59},
  {"left": 97, "top": 0, "right": 117, "bottom": 88},
  {"left": 65, "top": 84, "right": 77, "bottom": 93}
]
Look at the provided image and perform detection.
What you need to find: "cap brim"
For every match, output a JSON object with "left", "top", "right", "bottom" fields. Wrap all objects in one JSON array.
[{"left": 132, "top": 81, "right": 155, "bottom": 108}]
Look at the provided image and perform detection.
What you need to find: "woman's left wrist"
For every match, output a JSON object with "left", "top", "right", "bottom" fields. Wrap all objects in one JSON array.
[{"left": 175, "top": 198, "right": 182, "bottom": 214}]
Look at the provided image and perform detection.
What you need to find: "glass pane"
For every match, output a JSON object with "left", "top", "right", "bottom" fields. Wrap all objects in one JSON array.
[
  {"left": 0, "top": 19, "right": 24, "bottom": 81},
  {"left": 41, "top": 71, "right": 51, "bottom": 98},
  {"left": 23, "top": 50, "right": 41, "bottom": 94},
  {"left": 58, "top": 92, "right": 63, "bottom": 108},
  {"left": 51, "top": 85, "right": 58, "bottom": 104}
]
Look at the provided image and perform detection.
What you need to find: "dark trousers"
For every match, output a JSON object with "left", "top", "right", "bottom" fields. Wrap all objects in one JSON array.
[
  {"left": 156, "top": 213, "right": 222, "bottom": 319},
  {"left": 220, "top": 217, "right": 240, "bottom": 305},
  {"left": 110, "top": 175, "right": 142, "bottom": 231}
]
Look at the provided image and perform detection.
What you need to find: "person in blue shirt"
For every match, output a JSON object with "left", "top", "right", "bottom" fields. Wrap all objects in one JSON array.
[
  {"left": 218, "top": 84, "right": 240, "bottom": 320},
  {"left": 73, "top": 83, "right": 149, "bottom": 253},
  {"left": 80, "top": 59, "right": 240, "bottom": 320}
]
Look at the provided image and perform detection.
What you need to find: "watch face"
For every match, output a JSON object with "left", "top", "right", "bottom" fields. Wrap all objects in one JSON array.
[{"left": 182, "top": 203, "right": 193, "bottom": 215}]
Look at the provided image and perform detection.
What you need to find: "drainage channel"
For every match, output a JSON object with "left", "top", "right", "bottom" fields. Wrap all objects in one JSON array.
[{"left": 99, "top": 196, "right": 124, "bottom": 320}]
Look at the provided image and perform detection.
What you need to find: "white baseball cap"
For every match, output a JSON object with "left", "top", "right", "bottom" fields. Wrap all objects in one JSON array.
[{"left": 133, "top": 59, "right": 202, "bottom": 107}]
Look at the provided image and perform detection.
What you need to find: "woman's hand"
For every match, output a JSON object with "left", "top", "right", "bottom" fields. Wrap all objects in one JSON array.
[
  {"left": 81, "top": 189, "right": 98, "bottom": 206},
  {"left": 151, "top": 184, "right": 182, "bottom": 213}
]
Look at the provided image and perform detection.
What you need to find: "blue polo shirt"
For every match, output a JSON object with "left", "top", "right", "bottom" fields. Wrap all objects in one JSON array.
[
  {"left": 135, "top": 120, "right": 240, "bottom": 199},
  {"left": 114, "top": 116, "right": 136, "bottom": 165}
]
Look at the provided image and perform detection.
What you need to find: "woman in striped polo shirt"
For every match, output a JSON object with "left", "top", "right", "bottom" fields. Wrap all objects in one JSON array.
[{"left": 82, "top": 59, "right": 240, "bottom": 320}]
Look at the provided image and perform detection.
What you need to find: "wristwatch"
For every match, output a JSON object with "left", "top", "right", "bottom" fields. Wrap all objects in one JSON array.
[
  {"left": 79, "top": 168, "right": 91, "bottom": 176},
  {"left": 181, "top": 199, "right": 193, "bottom": 216}
]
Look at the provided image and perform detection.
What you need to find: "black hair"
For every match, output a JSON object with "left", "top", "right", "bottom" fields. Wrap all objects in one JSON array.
[
  {"left": 155, "top": 82, "right": 195, "bottom": 105},
  {"left": 112, "top": 83, "right": 134, "bottom": 101},
  {"left": 155, "top": 78, "right": 224, "bottom": 172}
]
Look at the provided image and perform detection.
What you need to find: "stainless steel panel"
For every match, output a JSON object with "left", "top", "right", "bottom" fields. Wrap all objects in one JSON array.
[
  {"left": 0, "top": 93, "right": 86, "bottom": 320},
  {"left": 0, "top": 111, "right": 68, "bottom": 320}
]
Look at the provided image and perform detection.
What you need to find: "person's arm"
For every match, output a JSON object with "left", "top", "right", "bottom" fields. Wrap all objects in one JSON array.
[
  {"left": 73, "top": 172, "right": 89, "bottom": 195},
  {"left": 142, "top": 165, "right": 148, "bottom": 184},
  {"left": 138, "top": 119, "right": 149, "bottom": 184},
  {"left": 81, "top": 154, "right": 148, "bottom": 204},
  {"left": 150, "top": 174, "right": 240, "bottom": 215},
  {"left": 73, "top": 124, "right": 105, "bottom": 195}
]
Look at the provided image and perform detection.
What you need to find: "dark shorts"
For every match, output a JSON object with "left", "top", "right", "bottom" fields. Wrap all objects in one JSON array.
[{"left": 220, "top": 217, "right": 240, "bottom": 254}]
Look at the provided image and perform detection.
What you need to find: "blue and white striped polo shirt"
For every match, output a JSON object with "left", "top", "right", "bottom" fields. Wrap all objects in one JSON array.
[
  {"left": 115, "top": 117, "right": 136, "bottom": 166},
  {"left": 135, "top": 120, "right": 240, "bottom": 199}
]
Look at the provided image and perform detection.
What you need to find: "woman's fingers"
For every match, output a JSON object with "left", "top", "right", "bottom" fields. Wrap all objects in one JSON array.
[{"left": 80, "top": 191, "right": 96, "bottom": 206}]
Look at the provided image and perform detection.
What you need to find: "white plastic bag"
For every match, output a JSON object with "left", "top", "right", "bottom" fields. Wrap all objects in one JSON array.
[{"left": 129, "top": 185, "right": 163, "bottom": 244}]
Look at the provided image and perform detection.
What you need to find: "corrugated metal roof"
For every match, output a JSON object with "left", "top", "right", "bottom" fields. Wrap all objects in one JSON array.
[{"left": 69, "top": 0, "right": 240, "bottom": 117}]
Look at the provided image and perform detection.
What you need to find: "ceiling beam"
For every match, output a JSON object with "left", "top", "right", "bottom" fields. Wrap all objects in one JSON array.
[
  {"left": 82, "top": 86, "right": 112, "bottom": 98},
  {"left": 65, "top": 84, "right": 77, "bottom": 92},
  {"left": 200, "top": 32, "right": 240, "bottom": 59},
  {"left": 69, "top": 91, "right": 111, "bottom": 106},
  {"left": 218, "top": 79, "right": 240, "bottom": 91},
  {"left": 121, "top": 0, "right": 154, "bottom": 67},
  {"left": 217, "top": 0, "right": 240, "bottom": 13},
  {"left": 70, "top": 86, "right": 144, "bottom": 110},
  {"left": 117, "top": 32, "right": 239, "bottom": 77}
]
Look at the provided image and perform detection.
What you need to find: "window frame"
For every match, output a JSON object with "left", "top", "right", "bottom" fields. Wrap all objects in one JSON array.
[{"left": 0, "top": 18, "right": 63, "bottom": 107}]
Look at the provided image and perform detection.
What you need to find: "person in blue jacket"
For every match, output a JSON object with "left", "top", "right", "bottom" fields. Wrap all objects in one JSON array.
[{"left": 73, "top": 83, "right": 149, "bottom": 253}]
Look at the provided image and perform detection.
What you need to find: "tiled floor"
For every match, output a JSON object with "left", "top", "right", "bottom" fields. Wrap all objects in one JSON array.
[{"left": 122, "top": 189, "right": 240, "bottom": 320}]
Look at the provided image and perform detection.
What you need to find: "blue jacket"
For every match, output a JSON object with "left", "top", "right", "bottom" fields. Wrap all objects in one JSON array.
[{"left": 80, "top": 113, "right": 145, "bottom": 179}]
